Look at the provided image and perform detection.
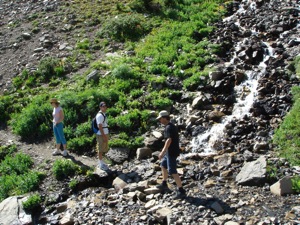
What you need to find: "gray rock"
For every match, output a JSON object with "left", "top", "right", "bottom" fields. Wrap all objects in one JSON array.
[{"left": 236, "top": 156, "right": 267, "bottom": 185}]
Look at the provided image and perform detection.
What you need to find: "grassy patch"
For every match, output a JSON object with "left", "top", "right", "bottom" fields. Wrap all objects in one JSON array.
[{"left": 273, "top": 78, "right": 300, "bottom": 166}]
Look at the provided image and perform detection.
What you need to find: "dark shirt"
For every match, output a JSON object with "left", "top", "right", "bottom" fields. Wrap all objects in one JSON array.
[{"left": 164, "top": 122, "right": 180, "bottom": 157}]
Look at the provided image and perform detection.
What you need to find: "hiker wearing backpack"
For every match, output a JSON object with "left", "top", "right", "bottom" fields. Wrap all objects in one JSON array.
[{"left": 95, "top": 101, "right": 110, "bottom": 170}]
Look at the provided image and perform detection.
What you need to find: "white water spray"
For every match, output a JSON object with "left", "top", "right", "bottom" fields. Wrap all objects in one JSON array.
[{"left": 188, "top": 2, "right": 275, "bottom": 156}]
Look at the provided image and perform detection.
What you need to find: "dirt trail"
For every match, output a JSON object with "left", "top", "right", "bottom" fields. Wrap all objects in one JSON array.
[{"left": 0, "top": 128, "right": 98, "bottom": 168}]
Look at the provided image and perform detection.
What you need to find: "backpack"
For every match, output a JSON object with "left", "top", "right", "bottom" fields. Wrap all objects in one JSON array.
[{"left": 91, "top": 112, "right": 106, "bottom": 134}]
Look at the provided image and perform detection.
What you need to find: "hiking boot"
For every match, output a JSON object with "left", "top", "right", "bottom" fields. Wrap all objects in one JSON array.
[
  {"left": 156, "top": 183, "right": 172, "bottom": 193},
  {"left": 62, "top": 150, "right": 68, "bottom": 157},
  {"left": 173, "top": 190, "right": 186, "bottom": 199},
  {"left": 52, "top": 150, "right": 61, "bottom": 156}
]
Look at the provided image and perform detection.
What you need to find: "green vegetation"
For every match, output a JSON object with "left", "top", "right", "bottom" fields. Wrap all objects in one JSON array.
[
  {"left": 0, "top": 144, "right": 17, "bottom": 161},
  {"left": 0, "top": 152, "right": 45, "bottom": 202},
  {"left": 22, "top": 193, "right": 42, "bottom": 212},
  {"left": 273, "top": 56, "right": 300, "bottom": 166},
  {"left": 292, "top": 176, "right": 300, "bottom": 193},
  {"left": 1, "top": 0, "right": 299, "bottom": 171},
  {"left": 1, "top": 0, "right": 226, "bottom": 156},
  {"left": 273, "top": 86, "right": 300, "bottom": 166},
  {"left": 52, "top": 159, "right": 81, "bottom": 180},
  {"left": 69, "top": 179, "right": 79, "bottom": 191}
]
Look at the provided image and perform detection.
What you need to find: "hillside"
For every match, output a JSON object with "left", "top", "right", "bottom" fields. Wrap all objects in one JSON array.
[{"left": 1, "top": 0, "right": 300, "bottom": 224}]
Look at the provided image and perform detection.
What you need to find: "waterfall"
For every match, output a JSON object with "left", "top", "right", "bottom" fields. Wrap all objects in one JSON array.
[
  {"left": 187, "top": 0, "right": 276, "bottom": 157},
  {"left": 189, "top": 42, "right": 274, "bottom": 156}
]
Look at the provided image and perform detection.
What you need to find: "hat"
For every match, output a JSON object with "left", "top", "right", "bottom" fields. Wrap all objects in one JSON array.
[
  {"left": 156, "top": 110, "right": 169, "bottom": 120},
  {"left": 99, "top": 102, "right": 107, "bottom": 107},
  {"left": 50, "top": 98, "right": 60, "bottom": 104}
]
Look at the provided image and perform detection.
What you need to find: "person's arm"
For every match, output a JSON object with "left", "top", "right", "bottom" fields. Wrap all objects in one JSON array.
[
  {"left": 57, "top": 109, "right": 64, "bottom": 123},
  {"left": 98, "top": 116, "right": 108, "bottom": 142},
  {"left": 159, "top": 138, "right": 172, "bottom": 160}
]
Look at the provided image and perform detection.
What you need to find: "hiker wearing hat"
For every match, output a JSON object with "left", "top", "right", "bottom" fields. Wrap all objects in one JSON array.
[
  {"left": 96, "top": 101, "right": 110, "bottom": 170},
  {"left": 156, "top": 110, "right": 186, "bottom": 199},
  {"left": 50, "top": 98, "right": 68, "bottom": 157}
]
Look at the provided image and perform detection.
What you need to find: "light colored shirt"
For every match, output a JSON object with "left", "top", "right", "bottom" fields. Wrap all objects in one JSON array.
[
  {"left": 96, "top": 111, "right": 109, "bottom": 135},
  {"left": 53, "top": 106, "right": 63, "bottom": 123}
]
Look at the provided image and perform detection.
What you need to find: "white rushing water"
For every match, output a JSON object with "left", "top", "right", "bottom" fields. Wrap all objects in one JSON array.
[
  {"left": 187, "top": 0, "right": 276, "bottom": 156},
  {"left": 189, "top": 43, "right": 273, "bottom": 155}
]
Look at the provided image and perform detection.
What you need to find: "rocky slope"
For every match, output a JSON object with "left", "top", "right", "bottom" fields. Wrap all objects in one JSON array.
[{"left": 0, "top": 0, "right": 300, "bottom": 225}]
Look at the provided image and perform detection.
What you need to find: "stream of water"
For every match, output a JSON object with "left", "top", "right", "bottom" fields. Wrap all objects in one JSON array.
[{"left": 188, "top": 0, "right": 275, "bottom": 156}]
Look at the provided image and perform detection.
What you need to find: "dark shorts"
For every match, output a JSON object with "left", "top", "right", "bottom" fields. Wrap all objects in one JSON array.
[{"left": 161, "top": 154, "right": 178, "bottom": 175}]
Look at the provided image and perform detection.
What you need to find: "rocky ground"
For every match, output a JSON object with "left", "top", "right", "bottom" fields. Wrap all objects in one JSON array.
[{"left": 1, "top": 0, "right": 300, "bottom": 225}]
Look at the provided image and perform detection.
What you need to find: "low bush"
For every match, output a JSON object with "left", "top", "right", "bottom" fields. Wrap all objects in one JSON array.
[
  {"left": 69, "top": 179, "right": 79, "bottom": 191},
  {"left": 183, "top": 70, "right": 209, "bottom": 91},
  {"left": 52, "top": 159, "right": 81, "bottom": 180},
  {"left": 22, "top": 193, "right": 42, "bottom": 212},
  {"left": 76, "top": 38, "right": 90, "bottom": 50},
  {"left": 0, "top": 153, "right": 33, "bottom": 175},
  {"left": 67, "top": 135, "right": 95, "bottom": 155},
  {"left": 10, "top": 101, "right": 52, "bottom": 142},
  {"left": 292, "top": 176, "right": 300, "bottom": 193},
  {"left": 13, "top": 57, "right": 66, "bottom": 89},
  {"left": 0, "top": 144, "right": 17, "bottom": 162},
  {"left": 97, "top": 13, "right": 150, "bottom": 41},
  {"left": 0, "top": 152, "right": 44, "bottom": 201}
]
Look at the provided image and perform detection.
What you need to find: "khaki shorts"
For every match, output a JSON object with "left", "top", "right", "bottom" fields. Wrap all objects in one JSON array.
[{"left": 96, "top": 134, "right": 109, "bottom": 153}]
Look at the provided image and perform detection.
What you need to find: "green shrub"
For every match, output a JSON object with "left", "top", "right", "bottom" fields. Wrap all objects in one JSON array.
[
  {"left": 37, "top": 57, "right": 65, "bottom": 82},
  {"left": 76, "top": 38, "right": 90, "bottom": 50},
  {"left": 289, "top": 55, "right": 300, "bottom": 77},
  {"left": 22, "top": 193, "right": 42, "bottom": 212},
  {"left": 0, "top": 95, "right": 16, "bottom": 123},
  {"left": 292, "top": 176, "right": 300, "bottom": 193},
  {"left": 129, "top": 89, "right": 143, "bottom": 98},
  {"left": 149, "top": 76, "right": 166, "bottom": 89},
  {"left": 183, "top": 70, "right": 209, "bottom": 90},
  {"left": 97, "top": 13, "right": 149, "bottom": 41},
  {"left": 69, "top": 179, "right": 79, "bottom": 191},
  {"left": 0, "top": 144, "right": 17, "bottom": 162},
  {"left": 0, "top": 153, "right": 33, "bottom": 175},
  {"left": 10, "top": 101, "right": 51, "bottom": 142},
  {"left": 67, "top": 136, "right": 95, "bottom": 155},
  {"left": 52, "top": 159, "right": 80, "bottom": 180},
  {"left": 131, "top": 136, "right": 145, "bottom": 149},
  {"left": 0, "top": 152, "right": 44, "bottom": 201},
  {"left": 152, "top": 97, "right": 172, "bottom": 110},
  {"left": 110, "top": 109, "right": 141, "bottom": 133},
  {"left": 0, "top": 171, "right": 44, "bottom": 201},
  {"left": 112, "top": 64, "right": 137, "bottom": 79},
  {"left": 128, "top": 100, "right": 143, "bottom": 109},
  {"left": 109, "top": 138, "right": 131, "bottom": 149},
  {"left": 293, "top": 55, "right": 300, "bottom": 77},
  {"left": 110, "top": 79, "right": 139, "bottom": 93}
]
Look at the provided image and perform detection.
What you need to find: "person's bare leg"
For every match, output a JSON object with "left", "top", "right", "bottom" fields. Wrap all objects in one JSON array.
[
  {"left": 98, "top": 152, "right": 103, "bottom": 161},
  {"left": 172, "top": 173, "right": 183, "bottom": 188},
  {"left": 161, "top": 166, "right": 168, "bottom": 181},
  {"left": 56, "top": 144, "right": 61, "bottom": 150}
]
